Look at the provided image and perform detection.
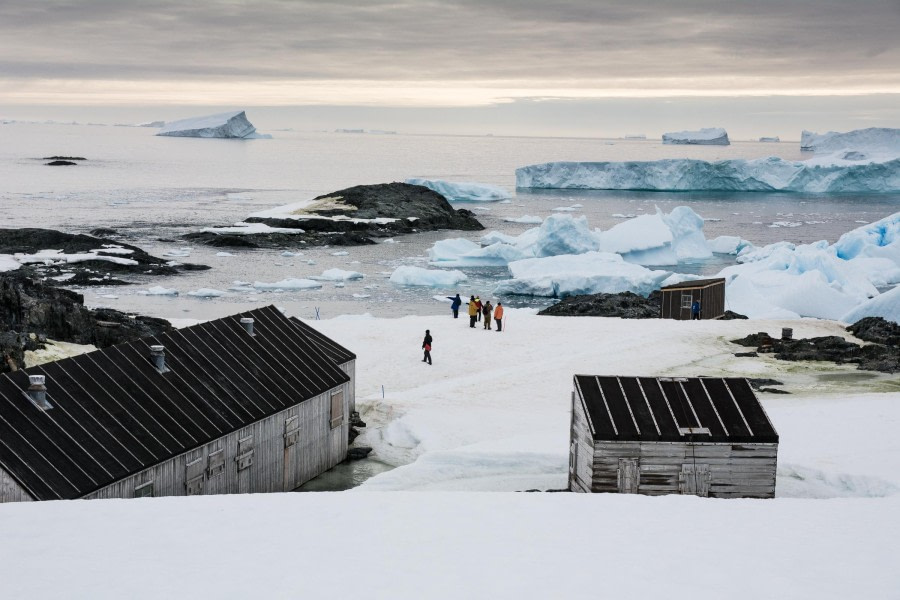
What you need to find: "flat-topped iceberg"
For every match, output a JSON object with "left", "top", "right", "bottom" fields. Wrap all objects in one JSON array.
[
  {"left": 518, "top": 127, "right": 900, "bottom": 193},
  {"left": 405, "top": 178, "right": 511, "bottom": 202},
  {"left": 662, "top": 127, "right": 729, "bottom": 145},
  {"left": 157, "top": 111, "right": 269, "bottom": 139},
  {"left": 759, "top": 136, "right": 780, "bottom": 143},
  {"left": 390, "top": 266, "right": 467, "bottom": 287}
]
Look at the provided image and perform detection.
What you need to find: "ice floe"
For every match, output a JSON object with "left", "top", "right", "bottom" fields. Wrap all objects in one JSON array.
[
  {"left": 405, "top": 178, "right": 511, "bottom": 202},
  {"left": 187, "top": 288, "right": 226, "bottom": 298},
  {"left": 311, "top": 268, "right": 364, "bottom": 281},
  {"left": 252, "top": 278, "right": 322, "bottom": 290},
  {"left": 503, "top": 215, "right": 543, "bottom": 224},
  {"left": 157, "top": 110, "right": 270, "bottom": 139},
  {"left": 136, "top": 286, "right": 179, "bottom": 296},
  {"left": 390, "top": 266, "right": 468, "bottom": 287}
]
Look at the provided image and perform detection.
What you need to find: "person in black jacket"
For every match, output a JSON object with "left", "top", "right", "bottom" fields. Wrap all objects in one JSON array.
[{"left": 422, "top": 329, "right": 433, "bottom": 365}]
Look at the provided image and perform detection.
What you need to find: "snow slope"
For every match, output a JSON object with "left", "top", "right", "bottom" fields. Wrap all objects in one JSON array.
[{"left": 157, "top": 110, "right": 269, "bottom": 139}]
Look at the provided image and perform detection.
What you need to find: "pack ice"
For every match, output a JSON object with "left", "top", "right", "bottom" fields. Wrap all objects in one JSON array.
[
  {"left": 405, "top": 178, "right": 511, "bottom": 202},
  {"left": 662, "top": 127, "right": 730, "bottom": 145},
  {"left": 517, "top": 128, "right": 900, "bottom": 193},
  {"left": 157, "top": 111, "right": 270, "bottom": 139}
]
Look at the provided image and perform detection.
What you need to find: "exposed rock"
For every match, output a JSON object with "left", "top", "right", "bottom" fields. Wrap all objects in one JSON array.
[
  {"left": 0, "top": 272, "right": 173, "bottom": 373},
  {"left": 45, "top": 160, "right": 77, "bottom": 166},
  {"left": 89, "top": 228, "right": 120, "bottom": 238},
  {"left": 734, "top": 351, "right": 758, "bottom": 357},
  {"left": 720, "top": 310, "right": 749, "bottom": 320},
  {"left": 350, "top": 411, "right": 367, "bottom": 428},
  {"left": 190, "top": 182, "right": 483, "bottom": 248},
  {"left": 539, "top": 290, "right": 661, "bottom": 318},
  {"left": 847, "top": 317, "right": 900, "bottom": 347},
  {"left": 0, "top": 228, "right": 209, "bottom": 284},
  {"left": 747, "top": 378, "right": 784, "bottom": 389},
  {"left": 346, "top": 446, "right": 373, "bottom": 461},
  {"left": 42, "top": 156, "right": 86, "bottom": 160}
]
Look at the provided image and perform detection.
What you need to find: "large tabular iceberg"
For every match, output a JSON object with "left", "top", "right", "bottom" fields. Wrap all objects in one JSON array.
[
  {"left": 157, "top": 111, "right": 269, "bottom": 139},
  {"left": 662, "top": 127, "right": 729, "bottom": 145},
  {"left": 517, "top": 127, "right": 900, "bottom": 193},
  {"left": 405, "top": 178, "right": 511, "bottom": 202}
]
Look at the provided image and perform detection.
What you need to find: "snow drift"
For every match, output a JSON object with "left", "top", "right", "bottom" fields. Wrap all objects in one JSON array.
[
  {"left": 517, "top": 128, "right": 900, "bottom": 193},
  {"left": 157, "top": 111, "right": 269, "bottom": 139},
  {"left": 662, "top": 127, "right": 730, "bottom": 145},
  {"left": 404, "top": 178, "right": 511, "bottom": 202}
]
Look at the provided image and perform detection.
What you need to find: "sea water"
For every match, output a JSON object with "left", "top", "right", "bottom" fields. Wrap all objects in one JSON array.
[{"left": 2, "top": 122, "right": 898, "bottom": 319}]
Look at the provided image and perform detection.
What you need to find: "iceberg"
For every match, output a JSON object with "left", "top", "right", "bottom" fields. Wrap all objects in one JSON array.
[
  {"left": 157, "top": 111, "right": 270, "bottom": 139},
  {"left": 709, "top": 235, "right": 754, "bottom": 255},
  {"left": 759, "top": 136, "right": 780, "bottom": 143},
  {"left": 597, "top": 207, "right": 711, "bottom": 266},
  {"left": 310, "top": 268, "right": 364, "bottom": 281},
  {"left": 404, "top": 179, "right": 511, "bottom": 202},
  {"left": 136, "top": 286, "right": 179, "bottom": 296},
  {"left": 662, "top": 127, "right": 729, "bottom": 145},
  {"left": 494, "top": 252, "right": 671, "bottom": 298},
  {"left": 841, "top": 286, "right": 900, "bottom": 324},
  {"left": 389, "top": 266, "right": 467, "bottom": 287},
  {"left": 187, "top": 288, "right": 226, "bottom": 298},
  {"left": 832, "top": 212, "right": 900, "bottom": 263},
  {"left": 800, "top": 128, "right": 900, "bottom": 153}
]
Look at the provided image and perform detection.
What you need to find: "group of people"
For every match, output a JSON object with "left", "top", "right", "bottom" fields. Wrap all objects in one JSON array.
[{"left": 447, "top": 294, "right": 504, "bottom": 332}]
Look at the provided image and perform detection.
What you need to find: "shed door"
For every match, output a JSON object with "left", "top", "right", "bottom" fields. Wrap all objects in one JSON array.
[
  {"left": 283, "top": 416, "right": 301, "bottom": 492},
  {"left": 617, "top": 458, "right": 640, "bottom": 494},
  {"left": 679, "top": 463, "right": 710, "bottom": 497}
]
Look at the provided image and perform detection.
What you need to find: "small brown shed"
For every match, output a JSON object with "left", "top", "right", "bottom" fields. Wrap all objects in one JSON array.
[
  {"left": 659, "top": 277, "right": 726, "bottom": 320},
  {"left": 569, "top": 376, "right": 778, "bottom": 498}
]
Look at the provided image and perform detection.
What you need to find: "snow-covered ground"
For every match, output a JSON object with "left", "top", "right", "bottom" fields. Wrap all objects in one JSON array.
[{"left": 1, "top": 310, "right": 898, "bottom": 598}]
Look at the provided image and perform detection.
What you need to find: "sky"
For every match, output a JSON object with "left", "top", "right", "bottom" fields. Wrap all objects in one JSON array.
[{"left": 1, "top": 0, "right": 899, "bottom": 137}]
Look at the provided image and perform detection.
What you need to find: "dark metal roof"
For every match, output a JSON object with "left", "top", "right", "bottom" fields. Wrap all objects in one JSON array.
[
  {"left": 0, "top": 305, "right": 351, "bottom": 501},
  {"left": 289, "top": 317, "right": 356, "bottom": 364},
  {"left": 574, "top": 376, "right": 778, "bottom": 444},
  {"left": 660, "top": 278, "right": 726, "bottom": 290}
]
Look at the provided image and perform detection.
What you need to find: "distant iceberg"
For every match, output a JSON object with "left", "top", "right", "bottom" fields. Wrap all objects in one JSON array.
[
  {"left": 405, "top": 178, "right": 511, "bottom": 202},
  {"left": 157, "top": 111, "right": 270, "bottom": 139},
  {"left": 759, "top": 136, "right": 780, "bottom": 143},
  {"left": 662, "top": 127, "right": 729, "bottom": 145},
  {"left": 517, "top": 127, "right": 900, "bottom": 193}
]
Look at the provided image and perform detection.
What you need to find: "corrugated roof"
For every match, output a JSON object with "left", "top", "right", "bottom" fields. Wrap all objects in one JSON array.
[
  {"left": 0, "top": 306, "right": 350, "bottom": 501},
  {"left": 289, "top": 317, "right": 356, "bottom": 364},
  {"left": 660, "top": 278, "right": 726, "bottom": 290},
  {"left": 574, "top": 376, "right": 778, "bottom": 443}
]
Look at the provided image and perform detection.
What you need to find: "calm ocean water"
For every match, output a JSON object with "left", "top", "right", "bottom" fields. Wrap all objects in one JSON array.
[{"left": 2, "top": 122, "right": 898, "bottom": 320}]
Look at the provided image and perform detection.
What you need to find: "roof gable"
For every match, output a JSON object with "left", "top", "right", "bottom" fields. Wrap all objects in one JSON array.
[{"left": 0, "top": 306, "right": 350, "bottom": 500}]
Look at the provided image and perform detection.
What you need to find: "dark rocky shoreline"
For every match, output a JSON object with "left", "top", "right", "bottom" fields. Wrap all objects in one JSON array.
[{"left": 185, "top": 182, "right": 484, "bottom": 248}]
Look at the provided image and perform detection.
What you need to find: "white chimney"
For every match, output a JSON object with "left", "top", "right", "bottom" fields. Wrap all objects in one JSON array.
[
  {"left": 27, "top": 374, "right": 52, "bottom": 410},
  {"left": 150, "top": 345, "right": 169, "bottom": 373},
  {"left": 240, "top": 317, "right": 255, "bottom": 336}
]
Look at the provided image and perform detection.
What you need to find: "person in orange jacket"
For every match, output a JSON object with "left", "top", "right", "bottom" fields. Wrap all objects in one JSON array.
[{"left": 493, "top": 302, "right": 504, "bottom": 332}]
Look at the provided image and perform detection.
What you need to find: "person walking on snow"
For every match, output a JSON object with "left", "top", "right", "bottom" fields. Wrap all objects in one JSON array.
[
  {"left": 422, "top": 329, "right": 432, "bottom": 365},
  {"left": 493, "top": 302, "right": 504, "bottom": 332},
  {"left": 474, "top": 296, "right": 483, "bottom": 322},
  {"left": 691, "top": 300, "right": 701, "bottom": 320},
  {"left": 482, "top": 300, "right": 493, "bottom": 330},
  {"left": 448, "top": 293, "right": 462, "bottom": 319},
  {"left": 468, "top": 296, "right": 478, "bottom": 328}
]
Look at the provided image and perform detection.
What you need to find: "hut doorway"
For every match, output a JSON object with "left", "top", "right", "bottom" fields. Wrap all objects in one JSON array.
[
  {"left": 679, "top": 463, "right": 711, "bottom": 497},
  {"left": 617, "top": 459, "right": 640, "bottom": 493}
]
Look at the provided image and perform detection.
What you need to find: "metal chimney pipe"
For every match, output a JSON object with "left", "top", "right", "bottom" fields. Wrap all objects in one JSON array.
[
  {"left": 240, "top": 317, "right": 255, "bottom": 336},
  {"left": 150, "top": 345, "right": 169, "bottom": 373},
  {"left": 27, "top": 374, "right": 51, "bottom": 409}
]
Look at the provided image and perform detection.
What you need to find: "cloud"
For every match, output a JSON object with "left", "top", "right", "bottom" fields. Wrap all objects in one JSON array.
[{"left": 1, "top": 0, "right": 898, "bottom": 104}]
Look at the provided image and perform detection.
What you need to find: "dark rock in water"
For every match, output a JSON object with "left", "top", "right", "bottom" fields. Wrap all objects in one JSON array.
[
  {"left": 90, "top": 228, "right": 120, "bottom": 238},
  {"left": 847, "top": 317, "right": 899, "bottom": 347},
  {"left": 747, "top": 378, "right": 784, "bottom": 389},
  {"left": 0, "top": 272, "right": 173, "bottom": 374},
  {"left": 758, "top": 387, "right": 791, "bottom": 394},
  {"left": 350, "top": 411, "right": 367, "bottom": 428},
  {"left": 721, "top": 310, "right": 748, "bottom": 320},
  {"left": 45, "top": 160, "right": 77, "bottom": 166},
  {"left": 189, "top": 182, "right": 483, "bottom": 248},
  {"left": 731, "top": 330, "right": 899, "bottom": 373},
  {"left": 734, "top": 351, "right": 758, "bottom": 357},
  {"left": 348, "top": 427, "right": 360, "bottom": 444},
  {"left": 43, "top": 156, "right": 86, "bottom": 160},
  {"left": 539, "top": 290, "right": 661, "bottom": 318},
  {"left": 346, "top": 446, "right": 373, "bottom": 461},
  {"left": 0, "top": 228, "right": 208, "bottom": 284}
]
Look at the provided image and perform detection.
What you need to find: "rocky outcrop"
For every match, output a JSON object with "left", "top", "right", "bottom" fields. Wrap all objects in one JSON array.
[
  {"left": 846, "top": 317, "right": 900, "bottom": 347},
  {"left": 539, "top": 291, "right": 661, "bottom": 318},
  {"left": 0, "top": 272, "right": 173, "bottom": 373},
  {"left": 0, "top": 228, "right": 209, "bottom": 284},
  {"left": 731, "top": 324, "right": 899, "bottom": 373},
  {"left": 45, "top": 160, "right": 78, "bottom": 166},
  {"left": 189, "top": 182, "right": 484, "bottom": 248}
]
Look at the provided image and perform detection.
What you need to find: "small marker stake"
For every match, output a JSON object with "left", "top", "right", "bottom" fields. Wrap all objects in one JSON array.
[{"left": 382, "top": 385, "right": 385, "bottom": 398}]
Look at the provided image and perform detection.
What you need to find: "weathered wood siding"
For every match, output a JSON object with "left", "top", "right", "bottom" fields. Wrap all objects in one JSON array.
[
  {"left": 660, "top": 282, "right": 726, "bottom": 320},
  {"left": 0, "top": 467, "right": 33, "bottom": 502},
  {"left": 83, "top": 379, "right": 351, "bottom": 500},
  {"left": 568, "top": 392, "right": 595, "bottom": 493},
  {"left": 339, "top": 360, "right": 356, "bottom": 413},
  {"left": 589, "top": 441, "right": 777, "bottom": 498}
]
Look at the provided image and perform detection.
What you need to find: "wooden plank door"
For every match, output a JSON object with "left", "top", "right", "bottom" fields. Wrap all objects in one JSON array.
[
  {"left": 568, "top": 440, "right": 578, "bottom": 488},
  {"left": 617, "top": 458, "right": 640, "bottom": 494},
  {"left": 283, "top": 416, "right": 300, "bottom": 492},
  {"left": 679, "top": 463, "right": 710, "bottom": 497}
]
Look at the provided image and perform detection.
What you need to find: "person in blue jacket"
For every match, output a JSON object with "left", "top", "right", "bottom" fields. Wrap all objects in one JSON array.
[
  {"left": 447, "top": 293, "right": 462, "bottom": 318},
  {"left": 691, "top": 300, "right": 702, "bottom": 320}
]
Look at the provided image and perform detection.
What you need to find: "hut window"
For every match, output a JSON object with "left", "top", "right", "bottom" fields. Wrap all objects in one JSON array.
[
  {"left": 185, "top": 457, "right": 205, "bottom": 495},
  {"left": 134, "top": 481, "right": 154, "bottom": 498},
  {"left": 681, "top": 294, "right": 693, "bottom": 309},
  {"left": 330, "top": 391, "right": 344, "bottom": 429},
  {"left": 236, "top": 435, "right": 254, "bottom": 471},
  {"left": 207, "top": 449, "right": 225, "bottom": 478}
]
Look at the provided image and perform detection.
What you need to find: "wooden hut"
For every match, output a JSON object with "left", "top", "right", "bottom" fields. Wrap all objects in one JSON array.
[
  {"left": 569, "top": 376, "right": 778, "bottom": 498},
  {"left": 0, "top": 305, "right": 356, "bottom": 503},
  {"left": 659, "top": 277, "right": 726, "bottom": 320}
]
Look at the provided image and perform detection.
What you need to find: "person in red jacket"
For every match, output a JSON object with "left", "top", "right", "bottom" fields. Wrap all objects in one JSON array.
[
  {"left": 474, "top": 296, "right": 482, "bottom": 322},
  {"left": 493, "top": 302, "right": 504, "bottom": 332},
  {"left": 421, "top": 329, "right": 432, "bottom": 365}
]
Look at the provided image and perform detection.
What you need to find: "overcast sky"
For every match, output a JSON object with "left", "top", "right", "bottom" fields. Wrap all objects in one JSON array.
[{"left": 1, "top": 0, "right": 898, "bottom": 136}]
